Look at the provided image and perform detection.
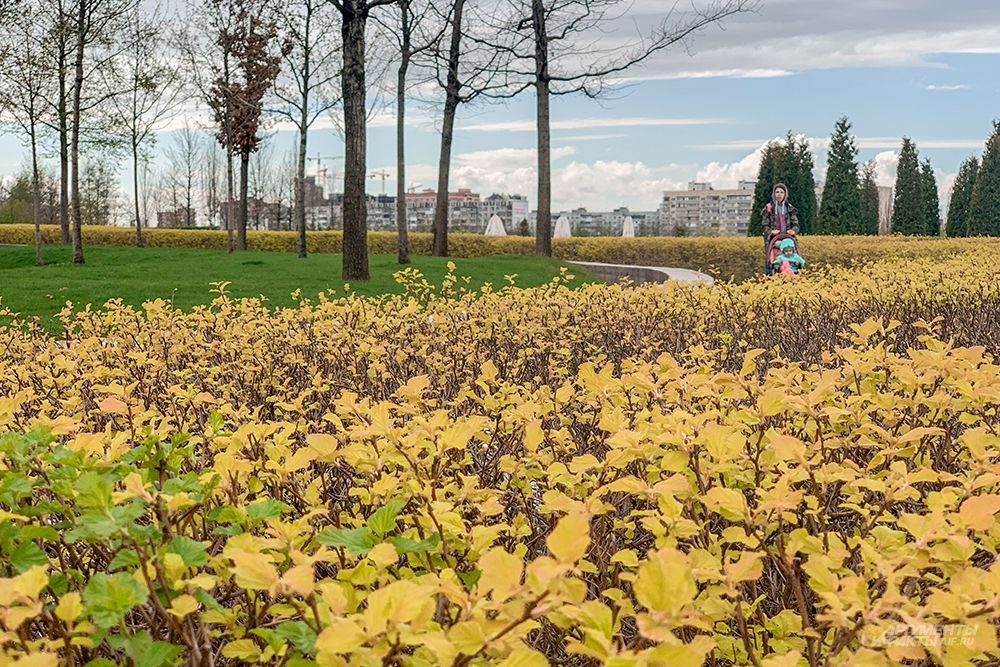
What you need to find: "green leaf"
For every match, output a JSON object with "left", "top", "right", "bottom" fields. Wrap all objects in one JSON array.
[
  {"left": 315, "top": 527, "right": 376, "bottom": 555},
  {"left": 167, "top": 537, "right": 209, "bottom": 567},
  {"left": 366, "top": 499, "right": 406, "bottom": 537},
  {"left": 246, "top": 498, "right": 290, "bottom": 523},
  {"left": 83, "top": 572, "right": 149, "bottom": 629},
  {"left": 10, "top": 541, "right": 49, "bottom": 573},
  {"left": 275, "top": 620, "right": 317, "bottom": 654},
  {"left": 111, "top": 631, "right": 185, "bottom": 667},
  {"left": 109, "top": 549, "right": 141, "bottom": 572},
  {"left": 18, "top": 525, "right": 60, "bottom": 542},
  {"left": 387, "top": 533, "right": 441, "bottom": 555},
  {"left": 83, "top": 660, "right": 117, "bottom": 667},
  {"left": 458, "top": 569, "right": 482, "bottom": 588},
  {"left": 74, "top": 471, "right": 114, "bottom": 510}
]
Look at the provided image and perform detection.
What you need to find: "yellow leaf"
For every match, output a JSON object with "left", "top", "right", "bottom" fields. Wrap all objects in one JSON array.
[
  {"left": 367, "top": 543, "right": 399, "bottom": 570},
  {"left": 98, "top": 396, "right": 129, "bottom": 415},
  {"left": 959, "top": 494, "right": 1000, "bottom": 531},
  {"left": 222, "top": 639, "right": 262, "bottom": 661},
  {"left": 278, "top": 564, "right": 315, "bottom": 597},
  {"left": 498, "top": 648, "right": 549, "bottom": 667},
  {"left": 702, "top": 487, "right": 748, "bottom": 521},
  {"left": 725, "top": 551, "right": 764, "bottom": 583},
  {"left": 547, "top": 513, "right": 590, "bottom": 564},
  {"left": 306, "top": 433, "right": 340, "bottom": 461},
  {"left": 634, "top": 548, "right": 697, "bottom": 615},
  {"left": 13, "top": 566, "right": 49, "bottom": 600},
  {"left": 8, "top": 654, "right": 59, "bottom": 667},
  {"left": 478, "top": 548, "right": 523, "bottom": 601},
  {"left": 769, "top": 434, "right": 806, "bottom": 462},
  {"left": 169, "top": 594, "right": 200, "bottom": 618},
  {"left": 700, "top": 424, "right": 745, "bottom": 462},
  {"left": 315, "top": 618, "right": 366, "bottom": 655},
  {"left": 55, "top": 592, "right": 83, "bottom": 622},
  {"left": 648, "top": 635, "right": 715, "bottom": 667},
  {"left": 229, "top": 551, "right": 279, "bottom": 591}
]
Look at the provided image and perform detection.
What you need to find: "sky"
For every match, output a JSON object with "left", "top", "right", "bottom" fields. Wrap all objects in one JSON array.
[{"left": 1, "top": 0, "right": 998, "bottom": 215}]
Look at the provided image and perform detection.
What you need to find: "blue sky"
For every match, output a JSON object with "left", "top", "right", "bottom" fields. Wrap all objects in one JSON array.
[{"left": 2, "top": 0, "right": 998, "bottom": 214}]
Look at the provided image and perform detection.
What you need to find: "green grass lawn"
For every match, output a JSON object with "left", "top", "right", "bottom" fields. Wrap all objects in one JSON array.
[{"left": 0, "top": 245, "right": 596, "bottom": 328}]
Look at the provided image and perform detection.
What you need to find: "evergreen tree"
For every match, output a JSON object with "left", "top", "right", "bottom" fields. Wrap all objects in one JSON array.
[
  {"left": 817, "top": 117, "right": 861, "bottom": 234},
  {"left": 969, "top": 120, "right": 1000, "bottom": 236},
  {"left": 747, "top": 133, "right": 816, "bottom": 235},
  {"left": 858, "top": 160, "right": 880, "bottom": 235},
  {"left": 790, "top": 133, "right": 818, "bottom": 234},
  {"left": 919, "top": 159, "right": 940, "bottom": 236},
  {"left": 891, "top": 137, "right": 923, "bottom": 235},
  {"left": 946, "top": 155, "right": 979, "bottom": 237}
]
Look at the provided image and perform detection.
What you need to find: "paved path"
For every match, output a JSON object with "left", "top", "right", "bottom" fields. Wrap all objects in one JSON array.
[{"left": 569, "top": 261, "right": 715, "bottom": 285}]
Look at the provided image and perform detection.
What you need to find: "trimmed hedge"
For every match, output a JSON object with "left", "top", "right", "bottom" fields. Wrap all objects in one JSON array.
[{"left": 2, "top": 224, "right": 996, "bottom": 281}]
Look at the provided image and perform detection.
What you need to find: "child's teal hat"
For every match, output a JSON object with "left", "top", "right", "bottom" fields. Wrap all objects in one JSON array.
[{"left": 779, "top": 239, "right": 796, "bottom": 252}]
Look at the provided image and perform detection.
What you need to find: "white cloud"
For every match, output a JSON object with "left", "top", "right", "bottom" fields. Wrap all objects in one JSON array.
[
  {"left": 926, "top": 84, "right": 971, "bottom": 91},
  {"left": 614, "top": 68, "right": 794, "bottom": 83},
  {"left": 555, "top": 134, "right": 628, "bottom": 142},
  {"left": 380, "top": 147, "right": 689, "bottom": 211},
  {"left": 462, "top": 117, "right": 722, "bottom": 132}
]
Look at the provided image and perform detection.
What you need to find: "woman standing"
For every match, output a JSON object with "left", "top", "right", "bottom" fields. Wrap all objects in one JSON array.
[{"left": 761, "top": 183, "right": 799, "bottom": 275}]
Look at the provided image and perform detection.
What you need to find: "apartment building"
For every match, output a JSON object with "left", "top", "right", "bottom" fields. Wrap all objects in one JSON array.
[{"left": 659, "top": 180, "right": 756, "bottom": 236}]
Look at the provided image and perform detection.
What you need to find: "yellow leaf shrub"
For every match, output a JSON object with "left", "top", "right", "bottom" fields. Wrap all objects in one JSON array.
[{"left": 0, "top": 256, "right": 999, "bottom": 665}]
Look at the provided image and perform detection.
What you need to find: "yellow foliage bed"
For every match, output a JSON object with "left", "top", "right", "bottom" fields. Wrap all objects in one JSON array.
[{"left": 1, "top": 256, "right": 1000, "bottom": 665}]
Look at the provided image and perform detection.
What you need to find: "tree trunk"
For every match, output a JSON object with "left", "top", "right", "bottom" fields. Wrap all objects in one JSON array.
[
  {"left": 70, "top": 0, "right": 86, "bottom": 264},
  {"left": 341, "top": 0, "right": 369, "bottom": 281},
  {"left": 30, "top": 125, "right": 44, "bottom": 266},
  {"left": 431, "top": 0, "right": 464, "bottom": 258},
  {"left": 223, "top": 50, "right": 235, "bottom": 253},
  {"left": 432, "top": 97, "right": 458, "bottom": 257},
  {"left": 532, "top": 0, "right": 552, "bottom": 257},
  {"left": 57, "top": 36, "right": 70, "bottom": 244},
  {"left": 296, "top": 127, "right": 307, "bottom": 257},
  {"left": 132, "top": 141, "right": 144, "bottom": 246},
  {"left": 395, "top": 1, "right": 410, "bottom": 264},
  {"left": 239, "top": 152, "right": 249, "bottom": 249}
]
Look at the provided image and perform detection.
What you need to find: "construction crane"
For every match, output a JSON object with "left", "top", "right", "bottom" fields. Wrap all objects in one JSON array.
[
  {"left": 367, "top": 170, "right": 390, "bottom": 195},
  {"left": 407, "top": 182, "right": 422, "bottom": 193}
]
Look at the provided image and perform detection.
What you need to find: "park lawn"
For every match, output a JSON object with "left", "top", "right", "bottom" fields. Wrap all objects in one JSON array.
[{"left": 0, "top": 245, "right": 596, "bottom": 329}]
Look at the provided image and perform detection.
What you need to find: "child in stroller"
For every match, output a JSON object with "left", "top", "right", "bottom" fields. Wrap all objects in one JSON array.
[{"left": 769, "top": 236, "right": 805, "bottom": 276}]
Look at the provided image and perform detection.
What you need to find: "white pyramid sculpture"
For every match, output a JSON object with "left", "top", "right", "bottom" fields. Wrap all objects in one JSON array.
[
  {"left": 484, "top": 214, "right": 507, "bottom": 236},
  {"left": 622, "top": 215, "right": 635, "bottom": 238},
  {"left": 553, "top": 215, "right": 571, "bottom": 238}
]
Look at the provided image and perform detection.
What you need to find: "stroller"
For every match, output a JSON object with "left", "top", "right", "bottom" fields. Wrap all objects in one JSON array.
[{"left": 765, "top": 232, "right": 802, "bottom": 277}]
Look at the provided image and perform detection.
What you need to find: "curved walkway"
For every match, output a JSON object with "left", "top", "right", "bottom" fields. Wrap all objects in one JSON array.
[{"left": 569, "top": 261, "right": 715, "bottom": 285}]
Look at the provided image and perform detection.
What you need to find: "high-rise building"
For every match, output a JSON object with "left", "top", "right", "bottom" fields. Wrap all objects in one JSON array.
[{"left": 659, "top": 180, "right": 756, "bottom": 236}]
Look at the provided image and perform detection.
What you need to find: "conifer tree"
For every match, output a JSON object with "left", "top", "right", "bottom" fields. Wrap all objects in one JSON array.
[
  {"left": 969, "top": 120, "right": 1000, "bottom": 236},
  {"left": 891, "top": 137, "right": 923, "bottom": 235},
  {"left": 946, "top": 155, "right": 979, "bottom": 237},
  {"left": 858, "top": 160, "right": 880, "bottom": 235},
  {"left": 817, "top": 117, "right": 861, "bottom": 234},
  {"left": 747, "top": 134, "right": 816, "bottom": 235},
  {"left": 919, "top": 159, "right": 940, "bottom": 236}
]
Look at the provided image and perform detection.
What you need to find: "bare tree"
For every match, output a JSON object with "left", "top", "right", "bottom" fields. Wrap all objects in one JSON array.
[
  {"left": 67, "top": 0, "right": 140, "bottom": 263},
  {"left": 164, "top": 122, "right": 200, "bottom": 227},
  {"left": 106, "top": 1, "right": 186, "bottom": 246},
  {"left": 480, "top": 0, "right": 757, "bottom": 256},
  {"left": 326, "top": 0, "right": 398, "bottom": 280},
  {"left": 201, "top": 139, "right": 224, "bottom": 228},
  {"left": 271, "top": 0, "right": 340, "bottom": 257},
  {"left": 1, "top": 1, "right": 53, "bottom": 265},
  {"left": 34, "top": 0, "right": 76, "bottom": 243},
  {"left": 424, "top": 0, "right": 510, "bottom": 257},
  {"left": 372, "top": 0, "right": 444, "bottom": 263}
]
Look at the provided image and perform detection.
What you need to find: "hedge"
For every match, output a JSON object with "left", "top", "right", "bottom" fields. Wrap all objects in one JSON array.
[{"left": 2, "top": 224, "right": 996, "bottom": 282}]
